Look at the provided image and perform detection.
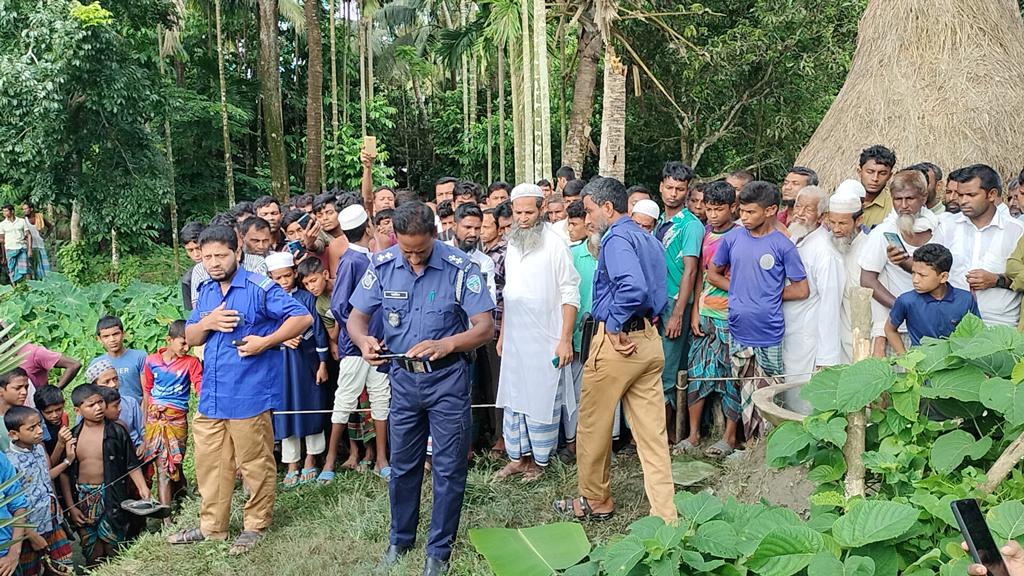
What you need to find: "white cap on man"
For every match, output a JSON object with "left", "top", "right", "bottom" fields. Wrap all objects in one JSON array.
[
  {"left": 338, "top": 205, "right": 368, "bottom": 231},
  {"left": 265, "top": 251, "right": 294, "bottom": 272},
  {"left": 510, "top": 183, "right": 544, "bottom": 200},
  {"left": 835, "top": 179, "right": 866, "bottom": 199},
  {"left": 828, "top": 192, "right": 862, "bottom": 214},
  {"left": 633, "top": 199, "right": 661, "bottom": 220}
]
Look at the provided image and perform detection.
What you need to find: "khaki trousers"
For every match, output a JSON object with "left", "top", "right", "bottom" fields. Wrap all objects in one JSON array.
[
  {"left": 193, "top": 411, "right": 277, "bottom": 539},
  {"left": 577, "top": 322, "right": 677, "bottom": 521}
]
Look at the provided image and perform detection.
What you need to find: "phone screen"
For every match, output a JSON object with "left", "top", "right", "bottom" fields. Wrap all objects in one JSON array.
[
  {"left": 297, "top": 213, "right": 311, "bottom": 228},
  {"left": 951, "top": 499, "right": 1010, "bottom": 576},
  {"left": 883, "top": 232, "right": 907, "bottom": 253}
]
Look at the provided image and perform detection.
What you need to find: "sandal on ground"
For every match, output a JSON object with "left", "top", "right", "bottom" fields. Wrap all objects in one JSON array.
[
  {"left": 552, "top": 496, "right": 615, "bottom": 522},
  {"left": 168, "top": 527, "right": 206, "bottom": 545},
  {"left": 358, "top": 459, "right": 373, "bottom": 472},
  {"left": 281, "top": 470, "right": 300, "bottom": 488},
  {"left": 120, "top": 499, "right": 172, "bottom": 519},
  {"left": 317, "top": 469, "right": 336, "bottom": 484},
  {"left": 521, "top": 467, "right": 544, "bottom": 483},
  {"left": 704, "top": 439, "right": 735, "bottom": 458},
  {"left": 299, "top": 467, "right": 319, "bottom": 483},
  {"left": 672, "top": 439, "right": 700, "bottom": 456},
  {"left": 377, "top": 466, "right": 392, "bottom": 482},
  {"left": 228, "top": 530, "right": 262, "bottom": 556}
]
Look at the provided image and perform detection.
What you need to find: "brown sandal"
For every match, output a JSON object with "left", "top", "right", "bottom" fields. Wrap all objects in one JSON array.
[
  {"left": 228, "top": 530, "right": 262, "bottom": 556},
  {"left": 168, "top": 527, "right": 206, "bottom": 545}
]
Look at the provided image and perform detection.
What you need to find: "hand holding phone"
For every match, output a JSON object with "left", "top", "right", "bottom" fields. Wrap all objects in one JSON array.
[
  {"left": 884, "top": 231, "right": 907, "bottom": 253},
  {"left": 951, "top": 499, "right": 1013, "bottom": 576}
]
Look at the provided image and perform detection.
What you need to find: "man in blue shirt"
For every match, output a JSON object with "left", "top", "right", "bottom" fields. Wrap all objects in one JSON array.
[
  {"left": 554, "top": 177, "right": 677, "bottom": 524},
  {"left": 349, "top": 202, "right": 494, "bottom": 576},
  {"left": 170, "top": 224, "right": 312, "bottom": 556}
]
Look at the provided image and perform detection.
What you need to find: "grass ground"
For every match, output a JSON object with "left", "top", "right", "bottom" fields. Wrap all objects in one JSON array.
[{"left": 91, "top": 454, "right": 657, "bottom": 576}]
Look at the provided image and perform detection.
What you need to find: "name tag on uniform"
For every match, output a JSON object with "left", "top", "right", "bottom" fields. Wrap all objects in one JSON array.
[{"left": 384, "top": 291, "right": 409, "bottom": 299}]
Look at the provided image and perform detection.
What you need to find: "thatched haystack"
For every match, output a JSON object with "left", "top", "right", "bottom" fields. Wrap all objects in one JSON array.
[{"left": 796, "top": 0, "right": 1024, "bottom": 189}]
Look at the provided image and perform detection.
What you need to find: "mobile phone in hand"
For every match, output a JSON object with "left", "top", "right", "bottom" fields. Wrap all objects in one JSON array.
[
  {"left": 951, "top": 498, "right": 1011, "bottom": 576},
  {"left": 883, "top": 231, "right": 907, "bottom": 253},
  {"left": 297, "top": 212, "right": 312, "bottom": 229},
  {"left": 375, "top": 353, "right": 406, "bottom": 361}
]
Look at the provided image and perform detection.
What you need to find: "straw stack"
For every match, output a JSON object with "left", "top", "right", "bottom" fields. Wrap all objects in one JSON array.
[{"left": 797, "top": 0, "right": 1024, "bottom": 189}]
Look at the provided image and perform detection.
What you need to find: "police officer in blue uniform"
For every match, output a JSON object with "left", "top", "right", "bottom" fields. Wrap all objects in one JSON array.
[{"left": 349, "top": 201, "right": 495, "bottom": 576}]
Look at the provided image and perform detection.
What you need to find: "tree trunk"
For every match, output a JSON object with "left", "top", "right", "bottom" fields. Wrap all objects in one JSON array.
[
  {"left": 214, "top": 0, "right": 236, "bottom": 206},
  {"left": 519, "top": 0, "right": 534, "bottom": 182},
  {"left": 557, "top": 7, "right": 566, "bottom": 152},
  {"left": 562, "top": 2, "right": 600, "bottom": 178},
  {"left": 498, "top": 43, "right": 507, "bottom": 181},
  {"left": 164, "top": 114, "right": 181, "bottom": 278},
  {"left": 70, "top": 202, "right": 81, "bottom": 243},
  {"left": 258, "top": 0, "right": 290, "bottom": 201},
  {"left": 367, "top": 14, "right": 374, "bottom": 103},
  {"left": 486, "top": 62, "right": 493, "bottom": 183},
  {"left": 305, "top": 0, "right": 324, "bottom": 195},
  {"left": 359, "top": 3, "right": 367, "bottom": 137},
  {"left": 510, "top": 40, "right": 524, "bottom": 184},
  {"left": 110, "top": 228, "right": 120, "bottom": 282},
  {"left": 533, "top": 0, "right": 551, "bottom": 180},
  {"left": 598, "top": 44, "right": 626, "bottom": 181},
  {"left": 328, "top": 0, "right": 339, "bottom": 186},
  {"left": 342, "top": 0, "right": 349, "bottom": 125}
]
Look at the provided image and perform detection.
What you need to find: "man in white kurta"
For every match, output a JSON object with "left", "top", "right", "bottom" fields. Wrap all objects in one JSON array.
[
  {"left": 495, "top": 184, "right": 580, "bottom": 480},
  {"left": 781, "top": 187, "right": 844, "bottom": 414},
  {"left": 826, "top": 189, "right": 871, "bottom": 363}
]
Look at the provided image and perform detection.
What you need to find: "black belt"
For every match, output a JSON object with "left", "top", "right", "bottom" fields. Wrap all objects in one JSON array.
[
  {"left": 394, "top": 353, "right": 463, "bottom": 374},
  {"left": 621, "top": 316, "right": 649, "bottom": 333}
]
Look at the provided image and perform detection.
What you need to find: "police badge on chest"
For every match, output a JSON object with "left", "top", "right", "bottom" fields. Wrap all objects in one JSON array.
[{"left": 388, "top": 310, "right": 401, "bottom": 327}]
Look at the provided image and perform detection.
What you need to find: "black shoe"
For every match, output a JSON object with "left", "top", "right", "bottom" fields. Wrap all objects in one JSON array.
[
  {"left": 377, "top": 545, "right": 410, "bottom": 572},
  {"left": 422, "top": 556, "right": 449, "bottom": 576}
]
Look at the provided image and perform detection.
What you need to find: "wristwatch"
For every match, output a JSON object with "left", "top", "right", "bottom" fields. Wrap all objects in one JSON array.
[
  {"left": 62, "top": 458, "right": 71, "bottom": 467},
  {"left": 996, "top": 274, "right": 1010, "bottom": 290}
]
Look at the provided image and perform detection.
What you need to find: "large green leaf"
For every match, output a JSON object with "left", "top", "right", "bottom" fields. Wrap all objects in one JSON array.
[
  {"left": 891, "top": 387, "right": 921, "bottom": 421},
  {"left": 951, "top": 325, "right": 1020, "bottom": 360},
  {"left": 469, "top": 523, "right": 591, "bottom": 576},
  {"left": 691, "top": 520, "right": 740, "bottom": 559},
  {"left": 853, "top": 543, "right": 899, "bottom": 576},
  {"left": 929, "top": 430, "right": 992, "bottom": 474},
  {"left": 807, "top": 551, "right": 875, "bottom": 576},
  {"left": 921, "top": 366, "right": 984, "bottom": 402},
  {"left": 805, "top": 416, "right": 848, "bottom": 448},
  {"left": 916, "top": 339, "right": 957, "bottom": 372},
  {"left": 831, "top": 501, "right": 919, "bottom": 548},
  {"left": 603, "top": 536, "right": 645, "bottom": 576},
  {"left": 680, "top": 550, "right": 726, "bottom": 573},
  {"left": 836, "top": 359, "right": 896, "bottom": 412},
  {"left": 987, "top": 500, "right": 1024, "bottom": 542},
  {"left": 747, "top": 525, "right": 824, "bottom": 576},
  {"left": 979, "top": 378, "right": 1024, "bottom": 427},
  {"left": 675, "top": 491, "right": 723, "bottom": 526},
  {"left": 765, "top": 422, "right": 812, "bottom": 467},
  {"left": 800, "top": 366, "right": 844, "bottom": 412},
  {"left": 909, "top": 494, "right": 958, "bottom": 529},
  {"left": 671, "top": 459, "right": 718, "bottom": 487}
]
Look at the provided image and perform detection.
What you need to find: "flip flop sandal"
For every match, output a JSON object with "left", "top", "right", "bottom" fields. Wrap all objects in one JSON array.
[
  {"left": 552, "top": 496, "right": 615, "bottom": 522},
  {"left": 317, "top": 469, "right": 337, "bottom": 484},
  {"left": 120, "top": 499, "right": 172, "bottom": 519},
  {"left": 228, "top": 530, "right": 262, "bottom": 556},
  {"left": 299, "top": 467, "right": 320, "bottom": 483},
  {"left": 42, "top": 556, "right": 74, "bottom": 576},
  {"left": 281, "top": 470, "right": 300, "bottom": 488},
  {"left": 704, "top": 439, "right": 735, "bottom": 458},
  {"left": 168, "top": 527, "right": 206, "bottom": 545},
  {"left": 377, "top": 466, "right": 392, "bottom": 482},
  {"left": 672, "top": 439, "right": 700, "bottom": 456}
]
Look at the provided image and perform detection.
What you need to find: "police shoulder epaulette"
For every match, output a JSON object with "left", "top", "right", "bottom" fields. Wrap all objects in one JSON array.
[
  {"left": 253, "top": 275, "right": 276, "bottom": 291},
  {"left": 372, "top": 250, "right": 397, "bottom": 267},
  {"left": 443, "top": 250, "right": 470, "bottom": 270}
]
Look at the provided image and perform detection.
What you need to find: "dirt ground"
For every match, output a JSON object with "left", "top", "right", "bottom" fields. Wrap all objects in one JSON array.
[{"left": 706, "top": 440, "right": 815, "bottom": 516}]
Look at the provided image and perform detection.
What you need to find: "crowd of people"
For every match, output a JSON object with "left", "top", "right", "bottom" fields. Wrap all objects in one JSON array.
[{"left": 1, "top": 143, "right": 1023, "bottom": 575}]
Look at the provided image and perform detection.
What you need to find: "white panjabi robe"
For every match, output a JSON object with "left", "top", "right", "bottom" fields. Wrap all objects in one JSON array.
[
  {"left": 839, "top": 232, "right": 868, "bottom": 364},
  {"left": 782, "top": 225, "right": 845, "bottom": 414},
  {"left": 497, "top": 225, "right": 581, "bottom": 423}
]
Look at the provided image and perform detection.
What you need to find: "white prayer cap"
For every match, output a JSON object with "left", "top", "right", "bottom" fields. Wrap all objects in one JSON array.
[
  {"left": 829, "top": 192, "right": 862, "bottom": 214},
  {"left": 338, "top": 205, "right": 368, "bottom": 231},
  {"left": 510, "top": 183, "right": 544, "bottom": 200},
  {"left": 265, "top": 251, "right": 294, "bottom": 272},
  {"left": 633, "top": 199, "right": 660, "bottom": 220},
  {"left": 835, "top": 179, "right": 866, "bottom": 199}
]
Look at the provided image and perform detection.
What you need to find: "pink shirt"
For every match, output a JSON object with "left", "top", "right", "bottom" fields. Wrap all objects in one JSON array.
[{"left": 18, "top": 343, "right": 62, "bottom": 408}]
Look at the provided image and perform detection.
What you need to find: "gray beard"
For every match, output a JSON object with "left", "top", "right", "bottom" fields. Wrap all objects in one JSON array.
[
  {"left": 830, "top": 233, "right": 855, "bottom": 254},
  {"left": 507, "top": 222, "right": 545, "bottom": 252},
  {"left": 897, "top": 214, "right": 916, "bottom": 236},
  {"left": 588, "top": 233, "right": 602, "bottom": 253},
  {"left": 788, "top": 221, "right": 814, "bottom": 242}
]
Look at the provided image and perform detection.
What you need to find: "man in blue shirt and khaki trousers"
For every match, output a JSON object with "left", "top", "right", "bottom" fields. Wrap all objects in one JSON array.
[
  {"left": 170, "top": 224, "right": 312, "bottom": 555},
  {"left": 554, "top": 177, "right": 677, "bottom": 523}
]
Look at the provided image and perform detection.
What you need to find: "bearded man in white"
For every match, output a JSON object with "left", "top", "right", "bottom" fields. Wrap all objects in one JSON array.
[
  {"left": 781, "top": 186, "right": 844, "bottom": 413},
  {"left": 826, "top": 186, "right": 870, "bottom": 363},
  {"left": 494, "top": 183, "right": 580, "bottom": 481}
]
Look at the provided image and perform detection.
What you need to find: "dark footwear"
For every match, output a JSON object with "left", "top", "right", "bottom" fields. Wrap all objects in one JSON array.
[
  {"left": 121, "top": 499, "right": 172, "bottom": 519},
  {"left": 552, "top": 496, "right": 615, "bottom": 522},
  {"left": 378, "top": 544, "right": 411, "bottom": 570},
  {"left": 228, "top": 530, "right": 262, "bottom": 556},
  {"left": 704, "top": 439, "right": 735, "bottom": 458},
  {"left": 422, "top": 556, "right": 449, "bottom": 576},
  {"left": 167, "top": 527, "right": 206, "bottom": 545}
]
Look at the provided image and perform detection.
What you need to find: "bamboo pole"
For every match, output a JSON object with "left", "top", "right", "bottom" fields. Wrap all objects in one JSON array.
[{"left": 843, "top": 286, "right": 873, "bottom": 498}]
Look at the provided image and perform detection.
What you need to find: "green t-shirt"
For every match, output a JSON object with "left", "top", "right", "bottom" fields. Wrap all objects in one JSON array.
[
  {"left": 571, "top": 242, "right": 599, "bottom": 352},
  {"left": 315, "top": 292, "right": 336, "bottom": 329},
  {"left": 662, "top": 210, "right": 705, "bottom": 302}
]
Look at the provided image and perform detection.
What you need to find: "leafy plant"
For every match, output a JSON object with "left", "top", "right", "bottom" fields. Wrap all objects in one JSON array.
[{"left": 470, "top": 523, "right": 591, "bottom": 576}]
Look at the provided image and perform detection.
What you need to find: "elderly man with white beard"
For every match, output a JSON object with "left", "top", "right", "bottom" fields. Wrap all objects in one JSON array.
[
  {"left": 826, "top": 185, "right": 870, "bottom": 364},
  {"left": 780, "top": 186, "right": 844, "bottom": 413},
  {"left": 494, "top": 183, "right": 581, "bottom": 481},
  {"left": 858, "top": 169, "right": 940, "bottom": 356}
]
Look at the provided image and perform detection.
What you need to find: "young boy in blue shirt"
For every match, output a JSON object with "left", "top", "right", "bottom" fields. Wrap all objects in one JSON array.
[{"left": 885, "top": 243, "right": 980, "bottom": 354}]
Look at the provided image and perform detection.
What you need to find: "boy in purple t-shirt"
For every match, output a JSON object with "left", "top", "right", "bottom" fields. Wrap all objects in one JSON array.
[{"left": 709, "top": 181, "right": 808, "bottom": 444}]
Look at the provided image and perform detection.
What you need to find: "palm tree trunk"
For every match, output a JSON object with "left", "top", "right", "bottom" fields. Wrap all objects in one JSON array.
[
  {"left": 305, "top": 0, "right": 324, "bottom": 195},
  {"left": 498, "top": 43, "right": 507, "bottom": 181},
  {"left": 599, "top": 43, "right": 626, "bottom": 181},
  {"left": 510, "top": 40, "right": 524, "bottom": 183},
  {"left": 70, "top": 202, "right": 81, "bottom": 243},
  {"left": 486, "top": 61, "right": 493, "bottom": 183},
  {"left": 562, "top": 2, "right": 600, "bottom": 178},
  {"left": 367, "top": 14, "right": 374, "bottom": 103},
  {"left": 342, "top": 0, "right": 350, "bottom": 125},
  {"left": 214, "top": 0, "right": 236, "bottom": 206},
  {"left": 557, "top": 7, "right": 567, "bottom": 152},
  {"left": 359, "top": 3, "right": 368, "bottom": 137},
  {"left": 328, "top": 0, "right": 339, "bottom": 184},
  {"left": 110, "top": 228, "right": 120, "bottom": 282},
  {"left": 533, "top": 0, "right": 551, "bottom": 180},
  {"left": 519, "top": 0, "right": 535, "bottom": 183},
  {"left": 258, "top": 0, "right": 290, "bottom": 200}
]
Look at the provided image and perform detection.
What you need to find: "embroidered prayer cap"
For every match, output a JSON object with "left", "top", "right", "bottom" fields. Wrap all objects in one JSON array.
[
  {"left": 338, "top": 205, "right": 369, "bottom": 231},
  {"left": 633, "top": 199, "right": 660, "bottom": 220},
  {"left": 510, "top": 183, "right": 544, "bottom": 200},
  {"left": 829, "top": 192, "right": 862, "bottom": 214},
  {"left": 835, "top": 178, "right": 866, "bottom": 199},
  {"left": 265, "top": 251, "right": 295, "bottom": 272}
]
